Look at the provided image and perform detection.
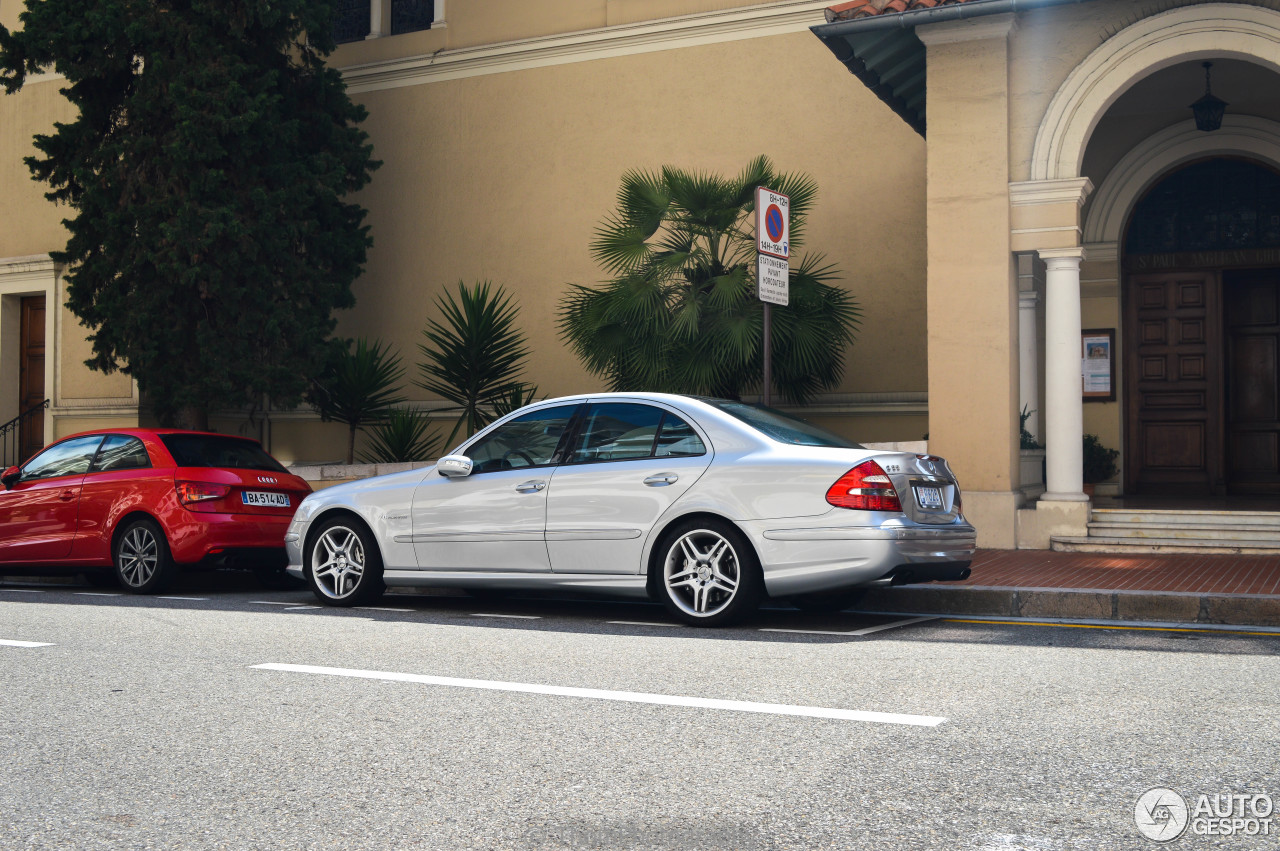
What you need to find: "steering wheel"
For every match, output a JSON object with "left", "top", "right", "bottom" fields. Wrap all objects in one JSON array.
[{"left": 502, "top": 449, "right": 536, "bottom": 468}]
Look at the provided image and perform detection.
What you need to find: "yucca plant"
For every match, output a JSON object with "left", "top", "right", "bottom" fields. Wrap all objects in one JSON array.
[
  {"left": 309, "top": 337, "right": 405, "bottom": 464},
  {"left": 358, "top": 408, "right": 440, "bottom": 463},
  {"left": 558, "top": 156, "right": 860, "bottom": 402},
  {"left": 417, "top": 281, "right": 533, "bottom": 447}
]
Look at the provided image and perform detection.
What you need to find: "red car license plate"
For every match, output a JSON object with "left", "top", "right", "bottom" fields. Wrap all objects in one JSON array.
[{"left": 242, "top": 491, "right": 290, "bottom": 508}]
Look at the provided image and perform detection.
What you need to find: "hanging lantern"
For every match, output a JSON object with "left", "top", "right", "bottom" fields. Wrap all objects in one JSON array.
[{"left": 1190, "top": 61, "right": 1228, "bottom": 132}]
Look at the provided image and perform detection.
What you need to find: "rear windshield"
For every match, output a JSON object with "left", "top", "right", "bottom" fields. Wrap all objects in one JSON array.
[
  {"left": 704, "top": 400, "right": 864, "bottom": 449},
  {"left": 160, "top": 435, "right": 288, "bottom": 473}
]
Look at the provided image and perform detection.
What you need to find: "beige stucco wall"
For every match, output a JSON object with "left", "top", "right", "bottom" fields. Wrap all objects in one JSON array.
[
  {"left": 2, "top": 2, "right": 930, "bottom": 462},
  {"left": 922, "top": 19, "right": 1019, "bottom": 546}
]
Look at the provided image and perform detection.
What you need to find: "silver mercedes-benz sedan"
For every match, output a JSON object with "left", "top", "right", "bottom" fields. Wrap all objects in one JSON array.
[{"left": 285, "top": 393, "right": 976, "bottom": 626}]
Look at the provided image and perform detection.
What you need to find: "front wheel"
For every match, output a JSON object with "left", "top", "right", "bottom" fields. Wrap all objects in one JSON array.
[
  {"left": 113, "top": 518, "right": 175, "bottom": 594},
  {"left": 655, "top": 519, "right": 762, "bottom": 627},
  {"left": 306, "top": 518, "right": 384, "bottom": 606}
]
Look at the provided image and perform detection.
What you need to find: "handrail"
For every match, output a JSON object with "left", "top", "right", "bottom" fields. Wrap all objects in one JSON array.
[{"left": 0, "top": 399, "right": 49, "bottom": 469}]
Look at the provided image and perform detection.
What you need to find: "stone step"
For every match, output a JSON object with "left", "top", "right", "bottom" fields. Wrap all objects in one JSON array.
[
  {"left": 1051, "top": 535, "right": 1280, "bottom": 555},
  {"left": 1090, "top": 508, "right": 1280, "bottom": 527},
  {"left": 1086, "top": 522, "right": 1280, "bottom": 542}
]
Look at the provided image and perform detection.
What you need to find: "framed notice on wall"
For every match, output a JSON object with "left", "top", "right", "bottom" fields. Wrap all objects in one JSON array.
[{"left": 1082, "top": 328, "right": 1116, "bottom": 402}]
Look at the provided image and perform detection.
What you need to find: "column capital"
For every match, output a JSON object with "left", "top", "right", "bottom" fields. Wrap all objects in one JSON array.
[
  {"left": 1038, "top": 246, "right": 1087, "bottom": 267},
  {"left": 1018, "top": 291, "right": 1041, "bottom": 309}
]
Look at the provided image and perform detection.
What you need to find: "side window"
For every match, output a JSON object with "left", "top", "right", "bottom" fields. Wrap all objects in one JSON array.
[
  {"left": 466, "top": 406, "right": 576, "bottom": 474},
  {"left": 20, "top": 436, "right": 105, "bottom": 481},
  {"left": 567, "top": 404, "right": 663, "bottom": 464},
  {"left": 90, "top": 436, "right": 152, "bottom": 473},
  {"left": 656, "top": 413, "right": 706, "bottom": 457}
]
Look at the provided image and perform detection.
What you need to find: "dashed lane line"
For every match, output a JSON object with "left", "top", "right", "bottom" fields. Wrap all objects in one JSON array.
[
  {"left": 607, "top": 620, "right": 676, "bottom": 627},
  {"left": 759, "top": 616, "right": 939, "bottom": 637},
  {"left": 157, "top": 596, "right": 209, "bottom": 601},
  {"left": 0, "top": 639, "right": 54, "bottom": 648},
  {"left": 249, "top": 601, "right": 304, "bottom": 606},
  {"left": 251, "top": 663, "right": 947, "bottom": 727},
  {"left": 284, "top": 606, "right": 322, "bottom": 611},
  {"left": 73, "top": 592, "right": 122, "bottom": 597},
  {"left": 356, "top": 606, "right": 414, "bottom": 613},
  {"left": 470, "top": 613, "right": 541, "bottom": 620}
]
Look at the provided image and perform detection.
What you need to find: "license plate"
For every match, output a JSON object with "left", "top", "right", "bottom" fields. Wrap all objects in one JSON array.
[
  {"left": 242, "top": 491, "right": 290, "bottom": 508},
  {"left": 914, "top": 486, "right": 943, "bottom": 510}
]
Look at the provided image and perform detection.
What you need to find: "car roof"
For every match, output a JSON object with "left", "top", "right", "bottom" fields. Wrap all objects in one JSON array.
[{"left": 54, "top": 428, "right": 263, "bottom": 444}]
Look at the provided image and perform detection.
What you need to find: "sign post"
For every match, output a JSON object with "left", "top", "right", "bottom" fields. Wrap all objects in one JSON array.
[{"left": 755, "top": 187, "right": 790, "bottom": 406}]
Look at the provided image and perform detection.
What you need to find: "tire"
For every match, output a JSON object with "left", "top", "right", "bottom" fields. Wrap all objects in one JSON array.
[
  {"left": 654, "top": 518, "right": 762, "bottom": 627},
  {"left": 306, "top": 517, "right": 384, "bottom": 607},
  {"left": 113, "top": 518, "right": 175, "bottom": 594},
  {"left": 791, "top": 588, "right": 865, "bottom": 614}
]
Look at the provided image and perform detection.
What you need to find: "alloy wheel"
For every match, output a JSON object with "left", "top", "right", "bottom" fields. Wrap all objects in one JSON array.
[
  {"left": 311, "top": 526, "right": 366, "bottom": 601},
  {"left": 118, "top": 526, "right": 159, "bottom": 588},
  {"left": 663, "top": 528, "right": 741, "bottom": 617}
]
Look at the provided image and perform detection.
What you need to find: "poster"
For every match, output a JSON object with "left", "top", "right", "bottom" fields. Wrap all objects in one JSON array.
[{"left": 1082, "top": 329, "right": 1115, "bottom": 402}]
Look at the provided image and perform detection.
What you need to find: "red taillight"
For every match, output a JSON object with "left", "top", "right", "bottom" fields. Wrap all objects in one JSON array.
[
  {"left": 826, "top": 460, "right": 902, "bottom": 512},
  {"left": 176, "top": 481, "right": 231, "bottom": 507}
]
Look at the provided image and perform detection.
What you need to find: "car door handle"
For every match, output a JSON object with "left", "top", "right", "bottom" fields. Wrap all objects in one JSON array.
[
  {"left": 515, "top": 480, "right": 547, "bottom": 493},
  {"left": 58, "top": 490, "right": 76, "bottom": 501},
  {"left": 643, "top": 474, "right": 679, "bottom": 486}
]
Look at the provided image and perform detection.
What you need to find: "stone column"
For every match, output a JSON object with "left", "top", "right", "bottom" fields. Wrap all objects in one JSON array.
[
  {"left": 368, "top": 0, "right": 387, "bottom": 38},
  {"left": 1039, "top": 247, "right": 1088, "bottom": 502},
  {"left": 1018, "top": 289, "right": 1041, "bottom": 443}
]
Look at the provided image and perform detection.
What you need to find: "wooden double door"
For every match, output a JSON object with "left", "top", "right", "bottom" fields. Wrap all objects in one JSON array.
[
  {"left": 18, "top": 295, "right": 45, "bottom": 462},
  {"left": 1126, "top": 269, "right": 1280, "bottom": 495}
]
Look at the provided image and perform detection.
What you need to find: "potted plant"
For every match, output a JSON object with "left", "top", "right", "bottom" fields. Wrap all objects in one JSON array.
[{"left": 1082, "top": 433, "right": 1120, "bottom": 496}]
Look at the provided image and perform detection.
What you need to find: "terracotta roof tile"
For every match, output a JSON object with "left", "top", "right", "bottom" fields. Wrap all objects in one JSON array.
[{"left": 824, "top": 0, "right": 982, "bottom": 24}]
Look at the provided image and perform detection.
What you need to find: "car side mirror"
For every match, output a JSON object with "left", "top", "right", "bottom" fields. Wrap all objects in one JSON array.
[
  {"left": 436, "top": 455, "right": 474, "bottom": 478},
  {"left": 1, "top": 466, "right": 20, "bottom": 489}
]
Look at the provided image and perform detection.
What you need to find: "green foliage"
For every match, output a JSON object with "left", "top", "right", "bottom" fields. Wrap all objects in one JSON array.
[
  {"left": 310, "top": 338, "right": 405, "bottom": 465},
  {"left": 417, "top": 281, "right": 534, "bottom": 448},
  {"left": 1019, "top": 405, "right": 1042, "bottom": 450},
  {"left": 1083, "top": 433, "right": 1120, "bottom": 483},
  {"left": 491, "top": 382, "right": 540, "bottom": 421},
  {"left": 358, "top": 408, "right": 439, "bottom": 464},
  {"left": 558, "top": 156, "right": 860, "bottom": 402},
  {"left": 0, "top": 0, "right": 379, "bottom": 427}
]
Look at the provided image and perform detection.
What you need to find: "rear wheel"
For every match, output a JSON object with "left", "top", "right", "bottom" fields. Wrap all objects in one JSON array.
[
  {"left": 656, "top": 519, "right": 762, "bottom": 627},
  {"left": 306, "top": 518, "right": 384, "bottom": 606},
  {"left": 113, "top": 518, "right": 175, "bottom": 594}
]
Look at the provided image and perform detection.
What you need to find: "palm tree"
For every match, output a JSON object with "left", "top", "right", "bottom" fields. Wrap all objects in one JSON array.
[
  {"left": 309, "top": 337, "right": 406, "bottom": 464},
  {"left": 417, "top": 281, "right": 534, "bottom": 447},
  {"left": 558, "top": 156, "right": 860, "bottom": 402}
]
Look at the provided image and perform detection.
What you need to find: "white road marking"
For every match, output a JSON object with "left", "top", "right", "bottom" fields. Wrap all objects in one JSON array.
[
  {"left": 249, "top": 601, "right": 302, "bottom": 606},
  {"left": 356, "top": 606, "right": 413, "bottom": 612},
  {"left": 0, "top": 639, "right": 54, "bottom": 648},
  {"left": 470, "top": 613, "right": 541, "bottom": 620},
  {"left": 157, "top": 596, "right": 209, "bottom": 601},
  {"left": 284, "top": 606, "right": 322, "bottom": 611},
  {"left": 251, "top": 663, "right": 947, "bottom": 727},
  {"left": 74, "top": 592, "right": 122, "bottom": 597},
  {"left": 607, "top": 620, "right": 675, "bottom": 627},
  {"left": 3, "top": 589, "right": 45, "bottom": 593},
  {"left": 760, "top": 615, "right": 939, "bottom": 637}
]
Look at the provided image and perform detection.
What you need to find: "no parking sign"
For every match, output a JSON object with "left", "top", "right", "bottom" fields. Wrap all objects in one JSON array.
[{"left": 756, "top": 187, "right": 789, "bottom": 260}]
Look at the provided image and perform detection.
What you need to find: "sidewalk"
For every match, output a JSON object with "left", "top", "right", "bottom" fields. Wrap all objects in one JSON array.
[{"left": 859, "top": 548, "right": 1280, "bottom": 627}]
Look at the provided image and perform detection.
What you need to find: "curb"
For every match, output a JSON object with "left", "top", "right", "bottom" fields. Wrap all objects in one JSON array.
[{"left": 857, "top": 584, "right": 1280, "bottom": 628}]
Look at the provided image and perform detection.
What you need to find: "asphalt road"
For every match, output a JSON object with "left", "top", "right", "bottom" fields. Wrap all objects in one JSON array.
[{"left": 2, "top": 573, "right": 1278, "bottom": 851}]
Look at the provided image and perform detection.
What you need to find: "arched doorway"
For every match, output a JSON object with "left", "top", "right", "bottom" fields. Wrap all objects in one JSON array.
[{"left": 1123, "top": 157, "right": 1280, "bottom": 496}]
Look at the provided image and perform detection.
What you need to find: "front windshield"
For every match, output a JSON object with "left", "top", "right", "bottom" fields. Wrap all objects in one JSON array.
[{"left": 703, "top": 399, "right": 864, "bottom": 449}]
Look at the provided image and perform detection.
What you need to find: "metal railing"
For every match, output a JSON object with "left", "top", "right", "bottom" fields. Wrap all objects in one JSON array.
[{"left": 0, "top": 399, "right": 49, "bottom": 469}]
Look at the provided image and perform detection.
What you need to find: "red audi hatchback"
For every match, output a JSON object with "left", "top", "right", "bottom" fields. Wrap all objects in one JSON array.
[{"left": 0, "top": 429, "right": 311, "bottom": 592}]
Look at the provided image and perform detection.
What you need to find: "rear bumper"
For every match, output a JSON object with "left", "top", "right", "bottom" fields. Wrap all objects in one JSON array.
[
  {"left": 165, "top": 511, "right": 293, "bottom": 565},
  {"left": 743, "top": 518, "right": 977, "bottom": 597}
]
